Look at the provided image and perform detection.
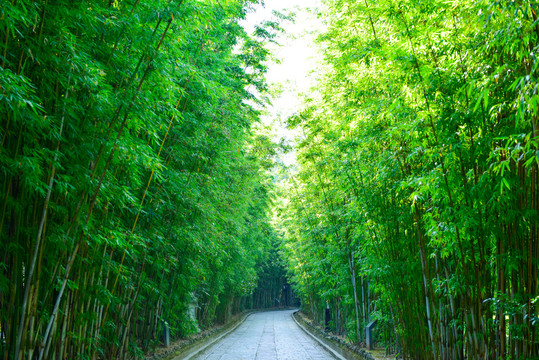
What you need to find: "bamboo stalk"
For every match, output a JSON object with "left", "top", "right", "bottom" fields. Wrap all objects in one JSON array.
[
  {"left": 37, "top": 236, "right": 81, "bottom": 360},
  {"left": 14, "top": 81, "right": 68, "bottom": 360},
  {"left": 57, "top": 291, "right": 70, "bottom": 360},
  {"left": 414, "top": 203, "right": 437, "bottom": 359},
  {"left": 347, "top": 242, "right": 361, "bottom": 343}
]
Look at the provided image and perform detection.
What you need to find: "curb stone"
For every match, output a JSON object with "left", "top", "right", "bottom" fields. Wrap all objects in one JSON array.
[
  {"left": 145, "top": 311, "right": 252, "bottom": 360},
  {"left": 292, "top": 311, "right": 376, "bottom": 360},
  {"left": 168, "top": 312, "right": 251, "bottom": 360}
]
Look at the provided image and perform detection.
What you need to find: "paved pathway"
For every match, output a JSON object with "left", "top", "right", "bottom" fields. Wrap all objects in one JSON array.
[{"left": 190, "top": 309, "right": 336, "bottom": 360}]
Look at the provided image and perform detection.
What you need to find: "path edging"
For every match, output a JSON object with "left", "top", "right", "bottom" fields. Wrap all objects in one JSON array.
[
  {"left": 163, "top": 311, "right": 252, "bottom": 360},
  {"left": 292, "top": 311, "right": 376, "bottom": 360}
]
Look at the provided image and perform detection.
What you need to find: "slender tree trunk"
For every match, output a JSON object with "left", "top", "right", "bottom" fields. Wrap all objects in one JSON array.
[
  {"left": 15, "top": 84, "right": 67, "bottom": 360},
  {"left": 347, "top": 243, "right": 361, "bottom": 344},
  {"left": 414, "top": 203, "right": 437, "bottom": 359}
]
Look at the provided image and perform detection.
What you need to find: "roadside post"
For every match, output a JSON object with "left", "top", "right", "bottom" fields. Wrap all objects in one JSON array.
[
  {"left": 162, "top": 320, "right": 170, "bottom": 347},
  {"left": 324, "top": 300, "right": 330, "bottom": 332},
  {"left": 366, "top": 320, "right": 377, "bottom": 350}
]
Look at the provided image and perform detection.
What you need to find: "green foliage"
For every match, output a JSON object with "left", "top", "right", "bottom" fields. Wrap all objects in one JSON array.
[
  {"left": 0, "top": 0, "right": 285, "bottom": 359},
  {"left": 281, "top": 0, "right": 539, "bottom": 358}
]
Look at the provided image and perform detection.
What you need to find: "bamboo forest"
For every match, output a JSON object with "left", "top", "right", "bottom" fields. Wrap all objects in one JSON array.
[{"left": 0, "top": 0, "right": 538, "bottom": 359}]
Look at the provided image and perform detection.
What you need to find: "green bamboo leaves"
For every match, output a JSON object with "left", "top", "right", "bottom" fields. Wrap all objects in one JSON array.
[
  {"left": 1, "top": 0, "right": 282, "bottom": 359},
  {"left": 282, "top": 0, "right": 538, "bottom": 358}
]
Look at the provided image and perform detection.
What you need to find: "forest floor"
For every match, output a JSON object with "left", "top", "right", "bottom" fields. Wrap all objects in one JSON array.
[{"left": 296, "top": 311, "right": 398, "bottom": 360}]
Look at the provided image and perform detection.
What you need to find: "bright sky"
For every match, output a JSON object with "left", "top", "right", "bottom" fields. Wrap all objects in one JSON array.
[{"left": 241, "top": 0, "right": 324, "bottom": 165}]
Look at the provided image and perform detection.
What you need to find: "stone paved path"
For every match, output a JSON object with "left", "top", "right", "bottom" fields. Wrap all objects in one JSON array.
[{"left": 190, "top": 309, "right": 336, "bottom": 360}]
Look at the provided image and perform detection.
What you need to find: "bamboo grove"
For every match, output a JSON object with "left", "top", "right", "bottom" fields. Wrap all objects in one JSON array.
[
  {"left": 0, "top": 0, "right": 286, "bottom": 359},
  {"left": 281, "top": 0, "right": 539, "bottom": 359}
]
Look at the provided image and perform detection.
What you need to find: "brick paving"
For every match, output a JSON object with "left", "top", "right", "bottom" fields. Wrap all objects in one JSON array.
[{"left": 191, "top": 309, "right": 336, "bottom": 360}]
